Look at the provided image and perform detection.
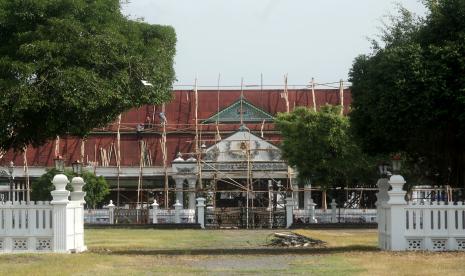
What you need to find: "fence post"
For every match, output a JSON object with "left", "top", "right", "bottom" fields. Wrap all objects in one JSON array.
[
  {"left": 187, "top": 178, "right": 197, "bottom": 210},
  {"left": 151, "top": 199, "right": 159, "bottom": 224},
  {"left": 50, "top": 174, "right": 70, "bottom": 253},
  {"left": 285, "top": 197, "right": 295, "bottom": 228},
  {"left": 196, "top": 197, "right": 206, "bottom": 229},
  {"left": 70, "top": 176, "right": 87, "bottom": 252},
  {"left": 107, "top": 200, "right": 115, "bottom": 224},
  {"left": 174, "top": 200, "right": 182, "bottom": 223},
  {"left": 330, "top": 199, "right": 337, "bottom": 223},
  {"left": 387, "top": 174, "right": 407, "bottom": 250},
  {"left": 174, "top": 178, "right": 184, "bottom": 208},
  {"left": 376, "top": 177, "right": 390, "bottom": 249},
  {"left": 307, "top": 198, "right": 317, "bottom": 223}
]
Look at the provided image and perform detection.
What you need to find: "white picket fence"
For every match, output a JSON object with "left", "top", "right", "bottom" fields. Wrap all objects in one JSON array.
[
  {"left": 0, "top": 174, "right": 86, "bottom": 253},
  {"left": 377, "top": 175, "right": 465, "bottom": 251}
]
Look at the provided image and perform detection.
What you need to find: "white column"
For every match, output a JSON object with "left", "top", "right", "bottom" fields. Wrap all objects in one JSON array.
[
  {"left": 50, "top": 174, "right": 70, "bottom": 253},
  {"left": 307, "top": 198, "right": 317, "bottom": 223},
  {"left": 387, "top": 175, "right": 407, "bottom": 250},
  {"left": 174, "top": 200, "right": 182, "bottom": 223},
  {"left": 151, "top": 199, "right": 159, "bottom": 223},
  {"left": 196, "top": 197, "right": 206, "bottom": 229},
  {"left": 285, "top": 197, "right": 296, "bottom": 228},
  {"left": 330, "top": 199, "right": 337, "bottom": 223},
  {"left": 292, "top": 182, "right": 299, "bottom": 209},
  {"left": 376, "top": 177, "right": 389, "bottom": 249},
  {"left": 70, "top": 176, "right": 87, "bottom": 253},
  {"left": 174, "top": 177, "right": 184, "bottom": 208},
  {"left": 107, "top": 200, "right": 115, "bottom": 224},
  {"left": 187, "top": 178, "right": 197, "bottom": 210}
]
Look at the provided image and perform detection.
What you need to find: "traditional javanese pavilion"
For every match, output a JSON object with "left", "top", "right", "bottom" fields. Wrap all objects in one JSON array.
[{"left": 1, "top": 88, "right": 350, "bottom": 214}]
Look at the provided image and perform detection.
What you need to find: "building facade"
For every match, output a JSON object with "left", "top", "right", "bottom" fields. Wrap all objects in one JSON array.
[{"left": 1, "top": 88, "right": 351, "bottom": 213}]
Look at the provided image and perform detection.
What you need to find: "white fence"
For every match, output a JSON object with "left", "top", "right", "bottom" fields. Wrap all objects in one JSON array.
[
  {"left": 0, "top": 174, "right": 86, "bottom": 253},
  {"left": 377, "top": 175, "right": 465, "bottom": 251},
  {"left": 293, "top": 208, "right": 377, "bottom": 224}
]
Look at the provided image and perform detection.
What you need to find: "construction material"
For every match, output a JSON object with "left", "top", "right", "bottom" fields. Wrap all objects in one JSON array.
[{"left": 267, "top": 232, "right": 326, "bottom": 248}]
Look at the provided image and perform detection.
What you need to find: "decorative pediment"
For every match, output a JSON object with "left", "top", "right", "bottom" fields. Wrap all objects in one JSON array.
[
  {"left": 203, "top": 127, "right": 282, "bottom": 162},
  {"left": 202, "top": 97, "right": 274, "bottom": 124}
]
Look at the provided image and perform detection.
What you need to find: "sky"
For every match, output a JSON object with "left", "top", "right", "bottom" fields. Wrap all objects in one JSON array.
[{"left": 122, "top": 0, "right": 426, "bottom": 88}]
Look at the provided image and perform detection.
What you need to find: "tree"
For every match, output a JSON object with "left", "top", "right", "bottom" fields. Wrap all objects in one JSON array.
[
  {"left": 31, "top": 169, "right": 109, "bottom": 208},
  {"left": 349, "top": 0, "right": 465, "bottom": 188},
  {"left": 82, "top": 171, "right": 110, "bottom": 209},
  {"left": 275, "top": 106, "right": 377, "bottom": 208},
  {"left": 31, "top": 168, "right": 73, "bottom": 201},
  {"left": 0, "top": 0, "right": 176, "bottom": 151}
]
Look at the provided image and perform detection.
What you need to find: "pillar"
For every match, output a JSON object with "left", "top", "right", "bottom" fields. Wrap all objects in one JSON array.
[
  {"left": 107, "top": 200, "right": 115, "bottom": 224},
  {"left": 307, "top": 198, "right": 317, "bottom": 223},
  {"left": 196, "top": 197, "right": 206, "bottom": 229},
  {"left": 174, "top": 200, "right": 182, "bottom": 223},
  {"left": 285, "top": 197, "right": 296, "bottom": 228},
  {"left": 187, "top": 178, "right": 196, "bottom": 210},
  {"left": 174, "top": 177, "right": 184, "bottom": 208},
  {"left": 387, "top": 174, "right": 407, "bottom": 250},
  {"left": 330, "top": 198, "right": 337, "bottom": 223},
  {"left": 151, "top": 199, "right": 159, "bottom": 224},
  {"left": 50, "top": 174, "right": 70, "bottom": 253}
]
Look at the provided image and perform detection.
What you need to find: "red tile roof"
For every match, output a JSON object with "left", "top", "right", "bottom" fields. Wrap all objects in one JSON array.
[{"left": 2, "top": 89, "right": 350, "bottom": 167}]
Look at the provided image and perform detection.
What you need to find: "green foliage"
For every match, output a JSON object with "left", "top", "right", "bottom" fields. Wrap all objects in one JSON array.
[
  {"left": 31, "top": 168, "right": 73, "bottom": 201},
  {"left": 349, "top": 0, "right": 465, "bottom": 187},
  {"left": 31, "top": 169, "right": 109, "bottom": 208},
  {"left": 0, "top": 0, "right": 176, "bottom": 151},
  {"left": 82, "top": 171, "right": 110, "bottom": 209},
  {"left": 275, "top": 106, "right": 377, "bottom": 190}
]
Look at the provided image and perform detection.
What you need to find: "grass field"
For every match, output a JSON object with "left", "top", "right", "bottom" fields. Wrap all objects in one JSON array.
[{"left": 1, "top": 228, "right": 464, "bottom": 275}]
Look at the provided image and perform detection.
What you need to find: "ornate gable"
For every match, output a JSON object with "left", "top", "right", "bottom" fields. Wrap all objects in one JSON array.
[
  {"left": 204, "top": 127, "right": 282, "bottom": 162},
  {"left": 202, "top": 97, "right": 274, "bottom": 124}
]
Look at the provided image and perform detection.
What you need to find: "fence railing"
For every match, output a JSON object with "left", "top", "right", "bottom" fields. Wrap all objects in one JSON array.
[
  {"left": 0, "top": 174, "right": 86, "bottom": 253},
  {"left": 377, "top": 175, "right": 465, "bottom": 251}
]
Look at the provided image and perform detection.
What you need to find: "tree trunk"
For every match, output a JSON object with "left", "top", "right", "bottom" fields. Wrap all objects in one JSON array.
[{"left": 322, "top": 190, "right": 327, "bottom": 211}]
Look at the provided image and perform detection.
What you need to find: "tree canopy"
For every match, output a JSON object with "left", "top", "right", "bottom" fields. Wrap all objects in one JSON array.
[
  {"left": 31, "top": 168, "right": 109, "bottom": 208},
  {"left": 275, "top": 106, "right": 376, "bottom": 191},
  {"left": 0, "top": 0, "right": 176, "bottom": 151},
  {"left": 349, "top": 0, "right": 465, "bottom": 187}
]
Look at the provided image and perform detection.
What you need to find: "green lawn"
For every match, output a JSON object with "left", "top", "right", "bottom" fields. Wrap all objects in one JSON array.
[{"left": 0, "top": 229, "right": 464, "bottom": 275}]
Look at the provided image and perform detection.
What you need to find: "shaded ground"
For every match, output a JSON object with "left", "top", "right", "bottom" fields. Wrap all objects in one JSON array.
[{"left": 0, "top": 229, "right": 464, "bottom": 275}]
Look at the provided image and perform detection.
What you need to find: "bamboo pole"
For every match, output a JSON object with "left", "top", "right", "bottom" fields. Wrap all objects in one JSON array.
[
  {"left": 311, "top": 77, "right": 317, "bottom": 112},
  {"left": 54, "top": 136, "right": 60, "bottom": 157},
  {"left": 23, "top": 146, "right": 30, "bottom": 202},
  {"left": 117, "top": 114, "right": 122, "bottom": 208},
  {"left": 161, "top": 103, "right": 169, "bottom": 208},
  {"left": 339, "top": 79, "right": 344, "bottom": 115}
]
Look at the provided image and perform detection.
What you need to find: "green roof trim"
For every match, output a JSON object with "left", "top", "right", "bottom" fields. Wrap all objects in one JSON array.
[{"left": 202, "top": 97, "right": 275, "bottom": 124}]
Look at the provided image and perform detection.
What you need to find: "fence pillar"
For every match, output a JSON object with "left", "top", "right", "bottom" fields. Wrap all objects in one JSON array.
[
  {"left": 307, "top": 198, "right": 317, "bottom": 223},
  {"left": 387, "top": 174, "right": 407, "bottom": 250},
  {"left": 285, "top": 197, "right": 296, "bottom": 228},
  {"left": 187, "top": 178, "right": 197, "bottom": 210},
  {"left": 151, "top": 199, "right": 159, "bottom": 224},
  {"left": 375, "top": 177, "right": 389, "bottom": 249},
  {"left": 70, "top": 177, "right": 87, "bottom": 252},
  {"left": 174, "top": 200, "right": 182, "bottom": 223},
  {"left": 50, "top": 174, "right": 70, "bottom": 253},
  {"left": 70, "top": 177, "right": 86, "bottom": 203},
  {"left": 196, "top": 197, "right": 206, "bottom": 229},
  {"left": 107, "top": 200, "right": 115, "bottom": 224},
  {"left": 330, "top": 199, "right": 337, "bottom": 223},
  {"left": 174, "top": 178, "right": 184, "bottom": 208}
]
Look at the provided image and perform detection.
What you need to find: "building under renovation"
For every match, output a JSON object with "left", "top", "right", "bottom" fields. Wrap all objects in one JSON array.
[{"left": 1, "top": 83, "right": 356, "bottom": 226}]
